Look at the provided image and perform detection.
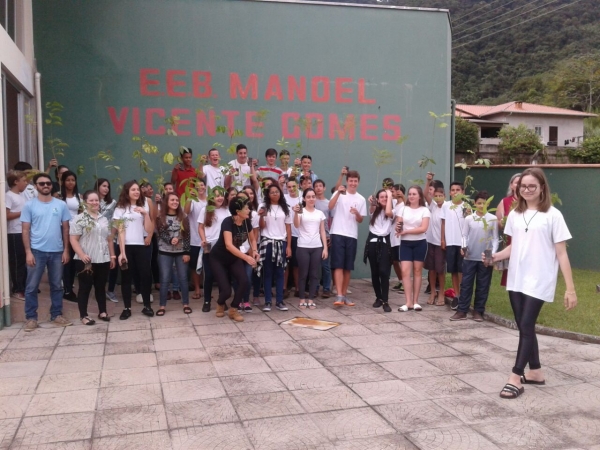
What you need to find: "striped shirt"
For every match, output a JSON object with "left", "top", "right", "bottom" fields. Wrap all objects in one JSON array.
[{"left": 70, "top": 212, "right": 111, "bottom": 263}]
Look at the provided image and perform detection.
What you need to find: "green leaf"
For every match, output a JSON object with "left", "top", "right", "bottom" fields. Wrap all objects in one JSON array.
[{"left": 163, "top": 153, "right": 174, "bottom": 165}]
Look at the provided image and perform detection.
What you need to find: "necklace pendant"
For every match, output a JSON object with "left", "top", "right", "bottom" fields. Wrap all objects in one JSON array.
[{"left": 525, "top": 228, "right": 528, "bottom": 233}]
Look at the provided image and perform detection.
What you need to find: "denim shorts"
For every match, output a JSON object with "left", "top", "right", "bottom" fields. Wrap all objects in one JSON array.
[
  {"left": 399, "top": 239, "right": 428, "bottom": 262},
  {"left": 330, "top": 235, "right": 358, "bottom": 271}
]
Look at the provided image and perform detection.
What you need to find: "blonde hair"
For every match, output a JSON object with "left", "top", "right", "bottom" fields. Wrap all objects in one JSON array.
[
  {"left": 514, "top": 168, "right": 552, "bottom": 213},
  {"left": 507, "top": 172, "right": 522, "bottom": 196}
]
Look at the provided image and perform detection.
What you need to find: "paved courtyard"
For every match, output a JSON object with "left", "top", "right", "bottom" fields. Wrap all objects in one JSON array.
[{"left": 1, "top": 280, "right": 600, "bottom": 450}]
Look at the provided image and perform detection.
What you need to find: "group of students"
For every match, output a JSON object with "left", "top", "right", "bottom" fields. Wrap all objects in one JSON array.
[{"left": 5, "top": 151, "right": 578, "bottom": 401}]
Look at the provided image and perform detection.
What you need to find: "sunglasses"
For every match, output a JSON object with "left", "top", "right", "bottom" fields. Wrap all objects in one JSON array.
[{"left": 36, "top": 182, "right": 53, "bottom": 187}]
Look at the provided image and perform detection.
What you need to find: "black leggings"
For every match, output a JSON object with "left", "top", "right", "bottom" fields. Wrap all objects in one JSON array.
[
  {"left": 121, "top": 245, "right": 152, "bottom": 308},
  {"left": 297, "top": 247, "right": 323, "bottom": 300},
  {"left": 210, "top": 256, "right": 248, "bottom": 309},
  {"left": 509, "top": 291, "right": 545, "bottom": 376},
  {"left": 367, "top": 241, "right": 391, "bottom": 303},
  {"left": 76, "top": 260, "right": 109, "bottom": 318}
]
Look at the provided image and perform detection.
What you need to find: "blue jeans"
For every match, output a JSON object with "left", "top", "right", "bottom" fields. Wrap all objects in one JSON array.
[
  {"left": 158, "top": 253, "right": 189, "bottom": 306},
  {"left": 321, "top": 253, "right": 331, "bottom": 291},
  {"left": 458, "top": 259, "right": 493, "bottom": 313},
  {"left": 263, "top": 242, "right": 286, "bottom": 305},
  {"left": 25, "top": 250, "right": 64, "bottom": 321},
  {"left": 171, "top": 262, "right": 180, "bottom": 291}
]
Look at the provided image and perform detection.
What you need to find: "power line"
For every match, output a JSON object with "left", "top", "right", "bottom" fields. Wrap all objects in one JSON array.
[
  {"left": 454, "top": 0, "right": 551, "bottom": 38},
  {"left": 453, "top": 0, "right": 519, "bottom": 29},
  {"left": 454, "top": 0, "right": 562, "bottom": 42},
  {"left": 453, "top": 0, "right": 585, "bottom": 49}
]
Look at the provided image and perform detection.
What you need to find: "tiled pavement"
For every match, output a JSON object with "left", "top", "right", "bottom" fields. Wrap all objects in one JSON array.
[{"left": 2, "top": 280, "right": 600, "bottom": 450}]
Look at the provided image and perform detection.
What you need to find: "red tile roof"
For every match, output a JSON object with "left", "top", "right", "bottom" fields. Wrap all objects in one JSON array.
[{"left": 456, "top": 102, "right": 596, "bottom": 118}]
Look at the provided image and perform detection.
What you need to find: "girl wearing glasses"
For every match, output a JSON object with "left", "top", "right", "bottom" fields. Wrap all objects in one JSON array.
[{"left": 489, "top": 167, "right": 576, "bottom": 399}]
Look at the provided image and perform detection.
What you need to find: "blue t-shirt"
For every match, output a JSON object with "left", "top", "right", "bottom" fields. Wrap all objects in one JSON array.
[{"left": 20, "top": 198, "right": 71, "bottom": 252}]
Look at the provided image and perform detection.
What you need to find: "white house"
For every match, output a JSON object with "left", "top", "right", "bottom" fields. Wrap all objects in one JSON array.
[{"left": 456, "top": 101, "right": 596, "bottom": 147}]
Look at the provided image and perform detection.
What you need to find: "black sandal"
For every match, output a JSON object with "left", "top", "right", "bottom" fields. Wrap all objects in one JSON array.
[
  {"left": 156, "top": 308, "right": 166, "bottom": 316},
  {"left": 81, "top": 317, "right": 96, "bottom": 326},
  {"left": 183, "top": 306, "right": 192, "bottom": 314},
  {"left": 499, "top": 383, "right": 524, "bottom": 399},
  {"left": 98, "top": 313, "right": 110, "bottom": 322},
  {"left": 521, "top": 375, "right": 546, "bottom": 385}
]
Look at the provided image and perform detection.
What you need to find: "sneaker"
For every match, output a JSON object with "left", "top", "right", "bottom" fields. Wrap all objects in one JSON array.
[
  {"left": 173, "top": 291, "right": 181, "bottom": 300},
  {"left": 343, "top": 298, "right": 355, "bottom": 307},
  {"left": 51, "top": 315, "right": 72, "bottom": 327},
  {"left": 472, "top": 311, "right": 484, "bottom": 322},
  {"left": 24, "top": 319, "right": 38, "bottom": 332},
  {"left": 449, "top": 311, "right": 467, "bottom": 321},
  {"left": 238, "top": 304, "right": 244, "bottom": 313},
  {"left": 382, "top": 303, "right": 392, "bottom": 313},
  {"left": 451, "top": 297, "right": 459, "bottom": 310},
  {"left": 391, "top": 282, "right": 402, "bottom": 291},
  {"left": 321, "top": 290, "right": 331, "bottom": 299},
  {"left": 106, "top": 291, "right": 118, "bottom": 303},
  {"left": 202, "top": 302, "right": 211, "bottom": 313},
  {"left": 141, "top": 307, "right": 154, "bottom": 317},
  {"left": 262, "top": 303, "right": 272, "bottom": 312},
  {"left": 63, "top": 291, "right": 77, "bottom": 302},
  {"left": 333, "top": 296, "right": 345, "bottom": 306},
  {"left": 120, "top": 309, "right": 132, "bottom": 320},
  {"left": 136, "top": 294, "right": 143, "bottom": 304},
  {"left": 276, "top": 302, "right": 288, "bottom": 311},
  {"left": 372, "top": 299, "right": 383, "bottom": 308},
  {"left": 12, "top": 292, "right": 25, "bottom": 300},
  {"left": 424, "top": 283, "right": 431, "bottom": 294},
  {"left": 244, "top": 303, "right": 253, "bottom": 313}
]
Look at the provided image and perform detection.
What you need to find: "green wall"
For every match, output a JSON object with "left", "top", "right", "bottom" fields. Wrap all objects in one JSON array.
[
  {"left": 455, "top": 166, "right": 600, "bottom": 271},
  {"left": 33, "top": 0, "right": 451, "bottom": 278}
]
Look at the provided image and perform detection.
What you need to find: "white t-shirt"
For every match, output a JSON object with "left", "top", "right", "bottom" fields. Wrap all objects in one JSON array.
[
  {"left": 22, "top": 184, "right": 37, "bottom": 201},
  {"left": 505, "top": 207, "right": 572, "bottom": 302},
  {"left": 260, "top": 203, "right": 293, "bottom": 240},
  {"left": 113, "top": 206, "right": 147, "bottom": 246},
  {"left": 203, "top": 164, "right": 226, "bottom": 189},
  {"left": 285, "top": 195, "right": 301, "bottom": 238},
  {"left": 297, "top": 208, "right": 326, "bottom": 248},
  {"left": 65, "top": 196, "right": 80, "bottom": 222},
  {"left": 426, "top": 201, "right": 444, "bottom": 246},
  {"left": 441, "top": 201, "right": 467, "bottom": 246},
  {"left": 401, "top": 206, "right": 431, "bottom": 241},
  {"left": 187, "top": 199, "right": 207, "bottom": 247},
  {"left": 390, "top": 202, "right": 405, "bottom": 247},
  {"left": 369, "top": 210, "right": 394, "bottom": 237},
  {"left": 6, "top": 190, "right": 26, "bottom": 234},
  {"left": 228, "top": 159, "right": 252, "bottom": 188},
  {"left": 198, "top": 206, "right": 230, "bottom": 246},
  {"left": 330, "top": 192, "right": 367, "bottom": 239}
]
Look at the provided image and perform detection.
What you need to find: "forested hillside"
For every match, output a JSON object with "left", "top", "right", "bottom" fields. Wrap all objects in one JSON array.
[{"left": 316, "top": 0, "right": 600, "bottom": 108}]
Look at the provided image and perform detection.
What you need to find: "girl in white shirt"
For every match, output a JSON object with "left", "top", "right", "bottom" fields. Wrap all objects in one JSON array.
[
  {"left": 113, "top": 180, "right": 154, "bottom": 319},
  {"left": 366, "top": 189, "right": 394, "bottom": 312},
  {"left": 394, "top": 186, "right": 431, "bottom": 312},
  {"left": 198, "top": 188, "right": 230, "bottom": 312},
  {"left": 490, "top": 168, "right": 576, "bottom": 400},
  {"left": 59, "top": 171, "right": 81, "bottom": 301},
  {"left": 184, "top": 180, "right": 207, "bottom": 300},
  {"left": 293, "top": 188, "right": 328, "bottom": 310}
]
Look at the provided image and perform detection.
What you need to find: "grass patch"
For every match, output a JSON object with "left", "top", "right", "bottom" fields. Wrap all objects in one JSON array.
[{"left": 447, "top": 268, "right": 600, "bottom": 336}]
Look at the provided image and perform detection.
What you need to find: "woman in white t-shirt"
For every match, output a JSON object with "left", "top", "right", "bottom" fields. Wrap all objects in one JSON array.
[
  {"left": 184, "top": 180, "right": 207, "bottom": 300},
  {"left": 490, "top": 168, "right": 576, "bottom": 400},
  {"left": 198, "top": 188, "right": 230, "bottom": 312},
  {"left": 395, "top": 186, "right": 431, "bottom": 312},
  {"left": 113, "top": 180, "right": 154, "bottom": 319},
  {"left": 257, "top": 184, "right": 292, "bottom": 311},
  {"left": 59, "top": 170, "right": 82, "bottom": 302},
  {"left": 366, "top": 189, "right": 394, "bottom": 312},
  {"left": 293, "top": 188, "right": 327, "bottom": 310}
]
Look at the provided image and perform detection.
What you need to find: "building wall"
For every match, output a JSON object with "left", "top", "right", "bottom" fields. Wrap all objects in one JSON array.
[
  {"left": 487, "top": 113, "right": 585, "bottom": 147},
  {"left": 33, "top": 0, "right": 452, "bottom": 278}
]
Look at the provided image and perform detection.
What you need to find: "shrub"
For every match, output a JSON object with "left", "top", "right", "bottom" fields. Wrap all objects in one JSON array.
[
  {"left": 567, "top": 136, "right": 600, "bottom": 163},
  {"left": 498, "top": 124, "right": 544, "bottom": 163},
  {"left": 455, "top": 117, "right": 480, "bottom": 153}
]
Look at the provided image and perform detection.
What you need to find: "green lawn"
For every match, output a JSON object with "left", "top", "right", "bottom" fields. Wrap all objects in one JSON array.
[{"left": 447, "top": 269, "right": 600, "bottom": 336}]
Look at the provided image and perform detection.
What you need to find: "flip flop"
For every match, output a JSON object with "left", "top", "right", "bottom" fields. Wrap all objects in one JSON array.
[
  {"left": 499, "top": 383, "right": 524, "bottom": 399},
  {"left": 183, "top": 306, "right": 193, "bottom": 314},
  {"left": 307, "top": 301, "right": 317, "bottom": 310},
  {"left": 156, "top": 309, "right": 166, "bottom": 316},
  {"left": 298, "top": 302, "right": 308, "bottom": 310}
]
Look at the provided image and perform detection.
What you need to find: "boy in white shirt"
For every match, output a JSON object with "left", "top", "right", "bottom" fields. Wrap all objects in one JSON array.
[
  {"left": 6, "top": 170, "right": 29, "bottom": 298},
  {"left": 441, "top": 181, "right": 469, "bottom": 309},
  {"left": 198, "top": 148, "right": 227, "bottom": 189},
  {"left": 284, "top": 179, "right": 301, "bottom": 297},
  {"left": 225, "top": 143, "right": 258, "bottom": 190},
  {"left": 424, "top": 184, "right": 447, "bottom": 306},
  {"left": 450, "top": 191, "right": 498, "bottom": 322},
  {"left": 328, "top": 170, "right": 367, "bottom": 306}
]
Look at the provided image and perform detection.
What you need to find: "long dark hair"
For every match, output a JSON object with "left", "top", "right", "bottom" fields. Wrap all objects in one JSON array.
[
  {"left": 60, "top": 171, "right": 80, "bottom": 200},
  {"left": 158, "top": 193, "right": 189, "bottom": 239},
  {"left": 204, "top": 187, "right": 227, "bottom": 228},
  {"left": 243, "top": 186, "right": 259, "bottom": 211},
  {"left": 369, "top": 189, "right": 391, "bottom": 226},
  {"left": 117, "top": 180, "right": 145, "bottom": 209},
  {"left": 94, "top": 178, "right": 113, "bottom": 204},
  {"left": 264, "top": 184, "right": 289, "bottom": 216}
]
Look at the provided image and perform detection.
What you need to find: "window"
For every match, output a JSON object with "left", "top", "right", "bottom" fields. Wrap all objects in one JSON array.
[
  {"left": 0, "top": 0, "right": 16, "bottom": 41},
  {"left": 534, "top": 126, "right": 542, "bottom": 137},
  {"left": 481, "top": 126, "right": 502, "bottom": 138}
]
